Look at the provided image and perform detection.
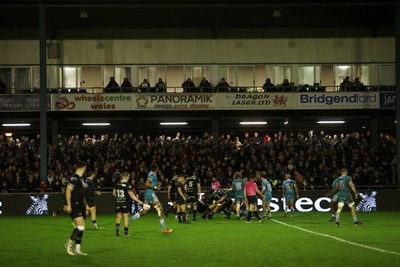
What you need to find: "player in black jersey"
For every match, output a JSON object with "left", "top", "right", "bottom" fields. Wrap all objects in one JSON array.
[
  {"left": 52, "top": 176, "right": 69, "bottom": 217},
  {"left": 185, "top": 172, "right": 201, "bottom": 221},
  {"left": 113, "top": 172, "right": 143, "bottom": 237},
  {"left": 84, "top": 171, "right": 102, "bottom": 230},
  {"left": 202, "top": 188, "right": 233, "bottom": 220},
  {"left": 175, "top": 175, "right": 189, "bottom": 224},
  {"left": 64, "top": 161, "right": 89, "bottom": 256},
  {"left": 165, "top": 174, "right": 178, "bottom": 217}
]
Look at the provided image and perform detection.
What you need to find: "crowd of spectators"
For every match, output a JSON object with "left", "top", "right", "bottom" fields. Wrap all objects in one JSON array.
[{"left": 0, "top": 130, "right": 397, "bottom": 194}]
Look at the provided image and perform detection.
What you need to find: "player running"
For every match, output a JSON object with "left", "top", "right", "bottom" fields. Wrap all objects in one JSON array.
[{"left": 128, "top": 163, "right": 173, "bottom": 234}]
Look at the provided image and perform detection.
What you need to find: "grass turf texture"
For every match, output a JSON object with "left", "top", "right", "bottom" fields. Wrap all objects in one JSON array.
[{"left": 0, "top": 212, "right": 399, "bottom": 267}]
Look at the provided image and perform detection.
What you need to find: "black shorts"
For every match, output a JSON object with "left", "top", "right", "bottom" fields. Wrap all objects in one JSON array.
[
  {"left": 247, "top": 195, "right": 258, "bottom": 205},
  {"left": 116, "top": 205, "right": 131, "bottom": 214},
  {"left": 186, "top": 195, "right": 197, "bottom": 204},
  {"left": 86, "top": 198, "right": 96, "bottom": 208},
  {"left": 70, "top": 203, "right": 86, "bottom": 220},
  {"left": 170, "top": 194, "right": 176, "bottom": 201},
  {"left": 176, "top": 197, "right": 186, "bottom": 206}
]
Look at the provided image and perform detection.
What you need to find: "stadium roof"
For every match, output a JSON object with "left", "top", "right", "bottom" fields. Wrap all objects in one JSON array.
[{"left": 0, "top": 0, "right": 396, "bottom": 39}]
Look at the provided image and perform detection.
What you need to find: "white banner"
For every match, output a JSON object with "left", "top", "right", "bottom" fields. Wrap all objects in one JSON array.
[
  {"left": 215, "top": 93, "right": 297, "bottom": 109},
  {"left": 51, "top": 94, "right": 134, "bottom": 111},
  {"left": 298, "top": 92, "right": 379, "bottom": 109},
  {"left": 134, "top": 93, "right": 216, "bottom": 110}
]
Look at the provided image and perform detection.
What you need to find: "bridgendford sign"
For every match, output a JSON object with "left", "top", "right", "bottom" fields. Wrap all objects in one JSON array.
[{"left": 298, "top": 92, "right": 379, "bottom": 109}]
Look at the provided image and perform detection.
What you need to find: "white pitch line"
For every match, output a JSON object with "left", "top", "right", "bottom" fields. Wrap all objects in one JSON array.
[{"left": 271, "top": 219, "right": 400, "bottom": 257}]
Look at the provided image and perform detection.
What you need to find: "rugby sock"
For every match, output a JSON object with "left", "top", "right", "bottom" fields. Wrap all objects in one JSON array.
[
  {"left": 124, "top": 227, "right": 128, "bottom": 236},
  {"left": 160, "top": 218, "right": 166, "bottom": 230},
  {"left": 116, "top": 223, "right": 120, "bottom": 235},
  {"left": 254, "top": 211, "right": 261, "bottom": 220},
  {"left": 70, "top": 228, "right": 81, "bottom": 241},
  {"left": 335, "top": 216, "right": 340, "bottom": 223},
  {"left": 76, "top": 231, "right": 83, "bottom": 245},
  {"left": 131, "top": 212, "right": 140, "bottom": 220},
  {"left": 177, "top": 212, "right": 182, "bottom": 222},
  {"left": 352, "top": 217, "right": 358, "bottom": 223},
  {"left": 193, "top": 210, "right": 197, "bottom": 220},
  {"left": 75, "top": 244, "right": 81, "bottom": 252},
  {"left": 247, "top": 211, "right": 252, "bottom": 222},
  {"left": 331, "top": 213, "right": 335, "bottom": 219}
]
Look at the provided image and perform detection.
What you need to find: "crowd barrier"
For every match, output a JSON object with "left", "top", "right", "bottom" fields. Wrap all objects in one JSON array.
[{"left": 0, "top": 190, "right": 399, "bottom": 216}]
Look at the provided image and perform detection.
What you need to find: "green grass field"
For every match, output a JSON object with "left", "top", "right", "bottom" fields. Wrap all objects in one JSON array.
[{"left": 1, "top": 212, "right": 400, "bottom": 267}]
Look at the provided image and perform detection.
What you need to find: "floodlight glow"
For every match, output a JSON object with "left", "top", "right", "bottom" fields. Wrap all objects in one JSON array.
[
  {"left": 160, "top": 122, "right": 188, "bottom": 125},
  {"left": 284, "top": 121, "right": 289, "bottom": 125},
  {"left": 317, "top": 120, "right": 345, "bottom": 124},
  {"left": 5, "top": 133, "right": 12, "bottom": 137},
  {"left": 2, "top": 123, "right": 31, "bottom": 127},
  {"left": 82, "top": 123, "right": 110, "bottom": 126},
  {"left": 239, "top": 121, "right": 267, "bottom": 125}
]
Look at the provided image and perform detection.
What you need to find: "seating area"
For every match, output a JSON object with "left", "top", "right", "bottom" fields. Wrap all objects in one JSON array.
[{"left": 0, "top": 130, "right": 396, "bottom": 194}]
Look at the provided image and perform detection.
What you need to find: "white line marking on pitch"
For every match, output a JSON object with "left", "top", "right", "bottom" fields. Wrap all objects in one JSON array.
[{"left": 271, "top": 219, "right": 400, "bottom": 256}]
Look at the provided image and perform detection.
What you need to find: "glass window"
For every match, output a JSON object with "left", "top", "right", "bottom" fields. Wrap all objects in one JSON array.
[
  {"left": 167, "top": 66, "right": 184, "bottom": 92},
  {"left": 354, "top": 65, "right": 369, "bottom": 86},
  {"left": 237, "top": 66, "right": 254, "bottom": 91},
  {"left": 334, "top": 65, "right": 351, "bottom": 87},
  {"left": 103, "top": 67, "right": 115, "bottom": 88},
  {"left": 379, "top": 65, "right": 395, "bottom": 86},
  {"left": 138, "top": 67, "right": 149, "bottom": 87},
  {"left": 0, "top": 68, "right": 12, "bottom": 93},
  {"left": 32, "top": 67, "right": 40, "bottom": 89},
  {"left": 334, "top": 65, "right": 369, "bottom": 87},
  {"left": 227, "top": 66, "right": 237, "bottom": 87},
  {"left": 15, "top": 67, "right": 31, "bottom": 91},
  {"left": 298, "top": 66, "right": 321, "bottom": 85},
  {"left": 47, "top": 66, "right": 61, "bottom": 90},
  {"left": 103, "top": 67, "right": 131, "bottom": 88},
  {"left": 63, "top": 67, "right": 80, "bottom": 88},
  {"left": 255, "top": 65, "right": 266, "bottom": 88},
  {"left": 81, "top": 66, "right": 101, "bottom": 93},
  {"left": 267, "top": 66, "right": 291, "bottom": 85}
]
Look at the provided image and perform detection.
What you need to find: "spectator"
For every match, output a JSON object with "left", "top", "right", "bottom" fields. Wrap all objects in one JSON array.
[
  {"left": 199, "top": 77, "right": 212, "bottom": 92},
  {"left": 262, "top": 78, "right": 274, "bottom": 92},
  {"left": 214, "top": 78, "right": 230, "bottom": 92},
  {"left": 339, "top": 76, "right": 352, "bottom": 91},
  {"left": 120, "top": 78, "right": 133, "bottom": 92},
  {"left": 182, "top": 78, "right": 196, "bottom": 93},
  {"left": 139, "top": 79, "right": 151, "bottom": 92},
  {"left": 105, "top": 77, "right": 119, "bottom": 93},
  {"left": 155, "top": 78, "right": 166, "bottom": 93}
]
